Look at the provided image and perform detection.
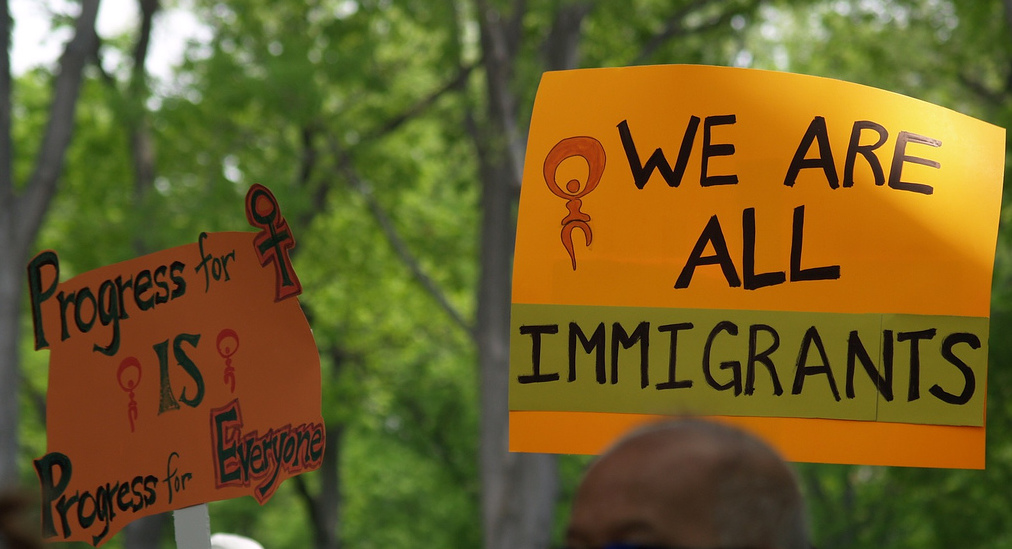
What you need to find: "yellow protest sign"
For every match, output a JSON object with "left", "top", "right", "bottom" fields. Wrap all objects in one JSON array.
[
  {"left": 509, "top": 65, "right": 1005, "bottom": 469},
  {"left": 29, "top": 185, "right": 324, "bottom": 545}
]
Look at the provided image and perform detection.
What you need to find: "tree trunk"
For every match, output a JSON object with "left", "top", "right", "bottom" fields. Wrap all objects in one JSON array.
[
  {"left": 311, "top": 426, "right": 342, "bottom": 549},
  {"left": 293, "top": 345, "right": 344, "bottom": 549},
  {"left": 0, "top": 0, "right": 101, "bottom": 495},
  {"left": 474, "top": 2, "right": 590, "bottom": 548},
  {"left": 0, "top": 0, "right": 17, "bottom": 494},
  {"left": 476, "top": 143, "right": 560, "bottom": 549}
]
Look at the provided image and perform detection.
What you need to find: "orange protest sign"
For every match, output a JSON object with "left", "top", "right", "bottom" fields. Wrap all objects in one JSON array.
[
  {"left": 28, "top": 184, "right": 324, "bottom": 545},
  {"left": 509, "top": 65, "right": 1005, "bottom": 468}
]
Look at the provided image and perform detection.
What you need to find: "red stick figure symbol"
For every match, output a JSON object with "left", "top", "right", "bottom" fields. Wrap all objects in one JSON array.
[
  {"left": 543, "top": 137, "right": 607, "bottom": 270},
  {"left": 117, "top": 357, "right": 142, "bottom": 433},
  {"left": 217, "top": 328, "right": 240, "bottom": 393}
]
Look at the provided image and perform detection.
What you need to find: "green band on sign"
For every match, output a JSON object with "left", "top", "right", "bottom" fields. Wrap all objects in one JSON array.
[{"left": 509, "top": 303, "right": 987, "bottom": 427}]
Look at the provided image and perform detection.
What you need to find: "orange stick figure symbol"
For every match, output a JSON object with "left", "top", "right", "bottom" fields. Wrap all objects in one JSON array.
[
  {"left": 117, "top": 357, "right": 142, "bottom": 433},
  {"left": 543, "top": 136, "right": 606, "bottom": 270}
]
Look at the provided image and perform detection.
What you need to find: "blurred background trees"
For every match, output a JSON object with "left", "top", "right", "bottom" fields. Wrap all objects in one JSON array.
[{"left": 3, "top": 0, "right": 1012, "bottom": 548}]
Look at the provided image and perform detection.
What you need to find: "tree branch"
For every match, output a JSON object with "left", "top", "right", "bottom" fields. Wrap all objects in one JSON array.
[
  {"left": 327, "top": 134, "right": 476, "bottom": 340},
  {"left": 1001, "top": 0, "right": 1012, "bottom": 96},
  {"left": 1004, "top": 0, "right": 1012, "bottom": 43},
  {"left": 291, "top": 475, "right": 319, "bottom": 528},
  {"left": 633, "top": 0, "right": 760, "bottom": 65},
  {"left": 16, "top": 0, "right": 101, "bottom": 258},
  {"left": 542, "top": 1, "right": 593, "bottom": 71},
  {"left": 397, "top": 394, "right": 473, "bottom": 490},
  {"left": 290, "top": 123, "right": 335, "bottom": 233},
  {"left": 360, "top": 62, "right": 478, "bottom": 143},
  {"left": 129, "top": 0, "right": 160, "bottom": 256},
  {"left": 958, "top": 71, "right": 1004, "bottom": 106},
  {"left": 89, "top": 35, "right": 118, "bottom": 87},
  {"left": 132, "top": 0, "right": 160, "bottom": 82},
  {"left": 505, "top": 0, "right": 528, "bottom": 57},
  {"left": 475, "top": 0, "right": 525, "bottom": 191},
  {"left": 306, "top": 62, "right": 477, "bottom": 232}
]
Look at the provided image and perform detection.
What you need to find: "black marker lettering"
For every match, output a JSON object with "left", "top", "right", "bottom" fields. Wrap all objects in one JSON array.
[
  {"left": 784, "top": 116, "right": 839, "bottom": 188},
  {"left": 518, "top": 324, "right": 561, "bottom": 384},
  {"left": 656, "top": 323, "right": 694, "bottom": 390},
  {"left": 746, "top": 324, "right": 783, "bottom": 396},
  {"left": 930, "top": 332, "right": 980, "bottom": 405},
  {"left": 611, "top": 322, "right": 650, "bottom": 387},
  {"left": 703, "top": 321, "right": 742, "bottom": 395},
  {"left": 617, "top": 117, "right": 699, "bottom": 189},
  {"left": 792, "top": 326, "right": 841, "bottom": 401},
  {"left": 569, "top": 322, "right": 606, "bottom": 384},
  {"left": 675, "top": 214, "right": 741, "bottom": 289}
]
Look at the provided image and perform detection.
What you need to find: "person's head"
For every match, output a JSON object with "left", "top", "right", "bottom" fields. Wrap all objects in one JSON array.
[{"left": 565, "top": 418, "right": 809, "bottom": 549}]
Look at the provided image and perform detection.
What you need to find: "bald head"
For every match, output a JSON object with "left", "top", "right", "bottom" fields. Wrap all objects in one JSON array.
[{"left": 566, "top": 419, "right": 809, "bottom": 549}]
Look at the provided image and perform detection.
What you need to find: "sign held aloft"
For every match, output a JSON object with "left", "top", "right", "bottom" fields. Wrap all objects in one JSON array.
[
  {"left": 29, "top": 184, "right": 324, "bottom": 545},
  {"left": 509, "top": 65, "right": 1005, "bottom": 469}
]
